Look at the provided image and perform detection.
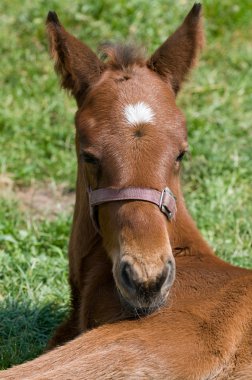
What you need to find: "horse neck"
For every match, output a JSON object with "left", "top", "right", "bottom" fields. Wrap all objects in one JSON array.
[
  {"left": 169, "top": 192, "right": 214, "bottom": 257},
  {"left": 72, "top": 165, "right": 214, "bottom": 259}
]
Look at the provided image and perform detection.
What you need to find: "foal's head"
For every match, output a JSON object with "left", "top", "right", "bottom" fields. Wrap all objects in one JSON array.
[{"left": 47, "top": 4, "right": 203, "bottom": 313}]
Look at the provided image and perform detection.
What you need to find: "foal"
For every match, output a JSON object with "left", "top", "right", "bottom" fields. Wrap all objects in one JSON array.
[
  {"left": 46, "top": 2, "right": 207, "bottom": 347},
  {"left": 2, "top": 4, "right": 252, "bottom": 379}
]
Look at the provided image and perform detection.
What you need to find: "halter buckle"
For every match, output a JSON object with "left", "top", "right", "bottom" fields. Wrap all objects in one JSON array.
[{"left": 159, "top": 187, "right": 176, "bottom": 220}]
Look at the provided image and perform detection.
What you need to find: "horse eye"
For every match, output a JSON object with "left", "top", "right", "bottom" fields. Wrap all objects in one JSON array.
[
  {"left": 176, "top": 151, "right": 186, "bottom": 162},
  {"left": 80, "top": 152, "right": 100, "bottom": 165}
]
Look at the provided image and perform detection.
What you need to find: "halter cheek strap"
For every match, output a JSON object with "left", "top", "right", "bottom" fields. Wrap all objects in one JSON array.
[{"left": 88, "top": 187, "right": 177, "bottom": 233}]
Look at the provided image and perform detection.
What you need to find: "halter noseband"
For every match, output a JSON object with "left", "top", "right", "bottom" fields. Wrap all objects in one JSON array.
[{"left": 88, "top": 187, "right": 177, "bottom": 232}]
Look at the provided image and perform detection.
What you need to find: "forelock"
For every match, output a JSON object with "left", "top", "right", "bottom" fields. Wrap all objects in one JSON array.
[{"left": 99, "top": 43, "right": 146, "bottom": 71}]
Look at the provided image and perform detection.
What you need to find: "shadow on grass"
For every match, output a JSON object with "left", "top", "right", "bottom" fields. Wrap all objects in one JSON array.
[{"left": 0, "top": 299, "right": 68, "bottom": 370}]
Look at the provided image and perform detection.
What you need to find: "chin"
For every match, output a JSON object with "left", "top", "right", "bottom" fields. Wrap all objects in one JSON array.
[{"left": 118, "top": 289, "right": 168, "bottom": 318}]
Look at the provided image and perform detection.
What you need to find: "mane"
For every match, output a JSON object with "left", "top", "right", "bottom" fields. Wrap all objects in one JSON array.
[{"left": 99, "top": 43, "right": 146, "bottom": 70}]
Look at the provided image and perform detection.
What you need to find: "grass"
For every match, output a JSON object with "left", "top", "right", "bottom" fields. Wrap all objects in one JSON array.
[{"left": 0, "top": 0, "right": 251, "bottom": 370}]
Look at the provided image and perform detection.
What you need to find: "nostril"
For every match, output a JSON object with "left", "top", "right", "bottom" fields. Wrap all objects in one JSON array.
[
  {"left": 156, "top": 265, "right": 169, "bottom": 291},
  {"left": 121, "top": 263, "right": 136, "bottom": 291},
  {"left": 155, "top": 260, "right": 175, "bottom": 292},
  {"left": 165, "top": 259, "right": 175, "bottom": 287}
]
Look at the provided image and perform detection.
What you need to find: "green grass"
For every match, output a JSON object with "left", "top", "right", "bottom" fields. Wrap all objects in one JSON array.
[{"left": 0, "top": 0, "right": 251, "bottom": 370}]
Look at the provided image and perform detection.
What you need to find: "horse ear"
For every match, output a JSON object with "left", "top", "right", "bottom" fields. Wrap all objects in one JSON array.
[
  {"left": 46, "top": 11, "right": 104, "bottom": 103},
  {"left": 147, "top": 3, "right": 204, "bottom": 94}
]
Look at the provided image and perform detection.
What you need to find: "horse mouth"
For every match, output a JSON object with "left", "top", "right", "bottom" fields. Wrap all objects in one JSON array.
[{"left": 117, "top": 287, "right": 168, "bottom": 318}]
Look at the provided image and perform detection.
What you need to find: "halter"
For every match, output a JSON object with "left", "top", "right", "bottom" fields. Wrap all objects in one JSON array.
[{"left": 88, "top": 186, "right": 177, "bottom": 232}]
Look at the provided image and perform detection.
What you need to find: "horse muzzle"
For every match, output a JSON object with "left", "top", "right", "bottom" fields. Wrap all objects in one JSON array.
[{"left": 114, "top": 255, "right": 176, "bottom": 314}]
